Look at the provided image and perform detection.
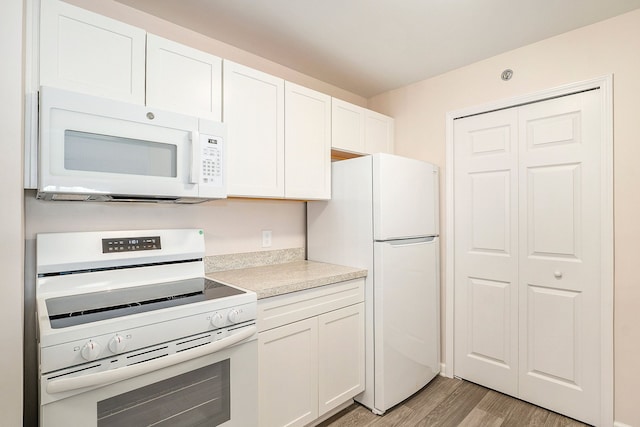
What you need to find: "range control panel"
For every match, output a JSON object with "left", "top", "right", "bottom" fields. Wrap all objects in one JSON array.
[{"left": 102, "top": 236, "right": 161, "bottom": 253}]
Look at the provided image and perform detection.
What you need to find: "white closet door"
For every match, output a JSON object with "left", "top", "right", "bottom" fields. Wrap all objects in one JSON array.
[
  {"left": 517, "top": 90, "right": 601, "bottom": 424},
  {"left": 454, "top": 89, "right": 603, "bottom": 426},
  {"left": 453, "top": 108, "right": 519, "bottom": 396}
]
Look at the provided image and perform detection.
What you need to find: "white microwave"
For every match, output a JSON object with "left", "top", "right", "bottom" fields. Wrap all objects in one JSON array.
[{"left": 27, "top": 86, "right": 226, "bottom": 203}]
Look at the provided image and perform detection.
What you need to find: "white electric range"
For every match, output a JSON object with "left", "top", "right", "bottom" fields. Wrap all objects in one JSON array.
[{"left": 36, "top": 229, "right": 257, "bottom": 427}]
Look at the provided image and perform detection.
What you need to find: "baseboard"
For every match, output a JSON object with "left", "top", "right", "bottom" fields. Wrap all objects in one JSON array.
[
  {"left": 439, "top": 362, "right": 451, "bottom": 378},
  {"left": 306, "top": 399, "right": 354, "bottom": 426},
  {"left": 614, "top": 421, "right": 633, "bottom": 427}
]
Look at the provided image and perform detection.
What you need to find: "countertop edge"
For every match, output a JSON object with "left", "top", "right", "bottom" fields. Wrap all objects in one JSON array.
[
  {"left": 253, "top": 270, "right": 368, "bottom": 299},
  {"left": 205, "top": 260, "right": 368, "bottom": 299}
]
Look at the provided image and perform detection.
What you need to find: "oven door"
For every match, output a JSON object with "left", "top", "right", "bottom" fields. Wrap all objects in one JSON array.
[{"left": 40, "top": 339, "right": 257, "bottom": 427}]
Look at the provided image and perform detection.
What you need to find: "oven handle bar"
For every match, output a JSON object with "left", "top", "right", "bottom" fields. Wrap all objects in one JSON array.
[{"left": 46, "top": 325, "right": 256, "bottom": 395}]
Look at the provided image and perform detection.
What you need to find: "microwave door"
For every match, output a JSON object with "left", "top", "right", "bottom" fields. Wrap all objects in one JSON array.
[{"left": 39, "top": 93, "right": 200, "bottom": 199}]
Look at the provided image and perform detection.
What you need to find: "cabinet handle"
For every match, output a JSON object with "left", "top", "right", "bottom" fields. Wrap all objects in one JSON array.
[{"left": 554, "top": 271, "right": 563, "bottom": 279}]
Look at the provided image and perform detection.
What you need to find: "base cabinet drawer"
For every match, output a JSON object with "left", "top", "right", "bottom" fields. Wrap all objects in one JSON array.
[{"left": 257, "top": 280, "right": 365, "bottom": 427}]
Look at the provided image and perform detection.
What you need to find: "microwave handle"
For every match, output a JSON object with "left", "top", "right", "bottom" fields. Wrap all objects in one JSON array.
[
  {"left": 46, "top": 324, "right": 256, "bottom": 395},
  {"left": 189, "top": 130, "right": 200, "bottom": 184}
]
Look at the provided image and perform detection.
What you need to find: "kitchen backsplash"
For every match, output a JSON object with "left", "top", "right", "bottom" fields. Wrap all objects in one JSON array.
[{"left": 205, "top": 247, "right": 305, "bottom": 272}]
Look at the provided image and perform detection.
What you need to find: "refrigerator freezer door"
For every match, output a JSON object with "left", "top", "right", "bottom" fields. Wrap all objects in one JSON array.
[
  {"left": 373, "top": 154, "right": 438, "bottom": 241},
  {"left": 373, "top": 237, "right": 440, "bottom": 412}
]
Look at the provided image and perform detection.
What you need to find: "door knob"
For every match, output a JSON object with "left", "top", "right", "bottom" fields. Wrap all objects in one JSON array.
[{"left": 554, "top": 271, "right": 563, "bottom": 279}]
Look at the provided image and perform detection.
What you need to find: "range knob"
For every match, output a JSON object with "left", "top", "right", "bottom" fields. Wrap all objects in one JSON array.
[
  {"left": 227, "top": 308, "right": 240, "bottom": 324},
  {"left": 80, "top": 341, "right": 102, "bottom": 361},
  {"left": 210, "top": 312, "right": 225, "bottom": 328},
  {"left": 108, "top": 335, "right": 127, "bottom": 354}
]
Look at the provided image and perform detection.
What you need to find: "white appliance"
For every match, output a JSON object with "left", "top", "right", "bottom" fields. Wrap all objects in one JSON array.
[
  {"left": 36, "top": 229, "right": 257, "bottom": 426},
  {"left": 28, "top": 86, "right": 226, "bottom": 203},
  {"left": 307, "top": 153, "right": 440, "bottom": 414}
]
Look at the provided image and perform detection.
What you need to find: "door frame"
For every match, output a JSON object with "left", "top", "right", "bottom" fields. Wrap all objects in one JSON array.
[{"left": 444, "top": 75, "right": 613, "bottom": 427}]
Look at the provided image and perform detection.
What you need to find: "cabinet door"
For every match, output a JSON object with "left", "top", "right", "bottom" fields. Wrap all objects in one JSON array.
[
  {"left": 39, "top": 0, "right": 146, "bottom": 104},
  {"left": 258, "top": 318, "right": 318, "bottom": 427},
  {"left": 365, "top": 110, "right": 394, "bottom": 154},
  {"left": 318, "top": 303, "right": 365, "bottom": 416},
  {"left": 285, "top": 82, "right": 331, "bottom": 200},
  {"left": 223, "top": 61, "right": 285, "bottom": 197},
  {"left": 146, "top": 34, "right": 222, "bottom": 120},
  {"left": 332, "top": 98, "right": 365, "bottom": 154}
]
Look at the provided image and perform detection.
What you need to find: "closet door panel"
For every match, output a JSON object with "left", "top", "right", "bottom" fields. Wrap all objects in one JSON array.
[
  {"left": 518, "top": 90, "right": 601, "bottom": 425},
  {"left": 453, "top": 108, "right": 519, "bottom": 396}
]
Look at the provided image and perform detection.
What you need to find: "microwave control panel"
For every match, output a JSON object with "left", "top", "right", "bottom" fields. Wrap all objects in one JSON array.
[{"left": 200, "top": 135, "right": 223, "bottom": 187}]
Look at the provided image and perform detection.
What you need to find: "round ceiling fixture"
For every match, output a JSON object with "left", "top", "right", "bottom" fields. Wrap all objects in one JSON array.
[{"left": 501, "top": 69, "right": 514, "bottom": 81}]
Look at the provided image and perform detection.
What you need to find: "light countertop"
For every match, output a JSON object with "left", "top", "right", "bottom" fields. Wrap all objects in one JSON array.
[{"left": 206, "top": 260, "right": 367, "bottom": 299}]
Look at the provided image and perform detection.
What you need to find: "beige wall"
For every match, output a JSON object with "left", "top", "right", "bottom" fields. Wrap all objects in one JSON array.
[
  {"left": 0, "top": 0, "right": 24, "bottom": 425},
  {"left": 369, "top": 9, "right": 640, "bottom": 426},
  {"left": 24, "top": 196, "right": 306, "bottom": 255}
]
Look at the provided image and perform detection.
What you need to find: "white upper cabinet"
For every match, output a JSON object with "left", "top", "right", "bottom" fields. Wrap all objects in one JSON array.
[
  {"left": 146, "top": 34, "right": 222, "bottom": 121},
  {"left": 223, "top": 61, "right": 285, "bottom": 198},
  {"left": 223, "top": 62, "right": 330, "bottom": 200},
  {"left": 39, "top": 0, "right": 222, "bottom": 120},
  {"left": 331, "top": 98, "right": 394, "bottom": 155},
  {"left": 365, "top": 109, "right": 395, "bottom": 154},
  {"left": 285, "top": 82, "right": 332, "bottom": 200},
  {"left": 37, "top": 1, "right": 332, "bottom": 200},
  {"left": 332, "top": 98, "right": 365, "bottom": 153},
  {"left": 39, "top": 0, "right": 146, "bottom": 104}
]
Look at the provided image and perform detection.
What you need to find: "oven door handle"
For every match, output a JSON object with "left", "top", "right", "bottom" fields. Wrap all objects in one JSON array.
[{"left": 46, "top": 325, "right": 256, "bottom": 395}]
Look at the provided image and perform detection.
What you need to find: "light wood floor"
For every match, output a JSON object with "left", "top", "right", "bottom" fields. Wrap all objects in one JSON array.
[{"left": 318, "top": 376, "right": 590, "bottom": 427}]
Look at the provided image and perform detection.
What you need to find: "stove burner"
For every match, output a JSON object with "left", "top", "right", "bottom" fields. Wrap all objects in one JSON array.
[{"left": 46, "top": 278, "right": 244, "bottom": 329}]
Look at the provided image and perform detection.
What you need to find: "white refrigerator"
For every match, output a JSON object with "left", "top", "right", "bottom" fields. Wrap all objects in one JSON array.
[{"left": 307, "top": 153, "right": 440, "bottom": 415}]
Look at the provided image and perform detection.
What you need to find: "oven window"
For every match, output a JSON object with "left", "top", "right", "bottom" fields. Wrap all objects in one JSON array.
[
  {"left": 97, "top": 360, "right": 230, "bottom": 426},
  {"left": 64, "top": 130, "right": 177, "bottom": 177}
]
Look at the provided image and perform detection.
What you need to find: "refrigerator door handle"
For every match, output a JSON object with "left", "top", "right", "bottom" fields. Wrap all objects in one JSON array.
[{"left": 381, "top": 236, "right": 438, "bottom": 246}]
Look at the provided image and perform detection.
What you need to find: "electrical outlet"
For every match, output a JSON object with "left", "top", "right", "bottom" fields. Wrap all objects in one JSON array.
[{"left": 262, "top": 230, "right": 272, "bottom": 248}]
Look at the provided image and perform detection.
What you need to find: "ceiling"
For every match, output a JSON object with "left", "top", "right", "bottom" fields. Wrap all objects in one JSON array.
[{"left": 115, "top": 0, "right": 640, "bottom": 98}]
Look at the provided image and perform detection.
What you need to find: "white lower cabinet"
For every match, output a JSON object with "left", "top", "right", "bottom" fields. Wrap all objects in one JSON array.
[
  {"left": 259, "top": 318, "right": 319, "bottom": 427},
  {"left": 257, "top": 279, "right": 365, "bottom": 427},
  {"left": 318, "top": 303, "right": 365, "bottom": 415}
]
